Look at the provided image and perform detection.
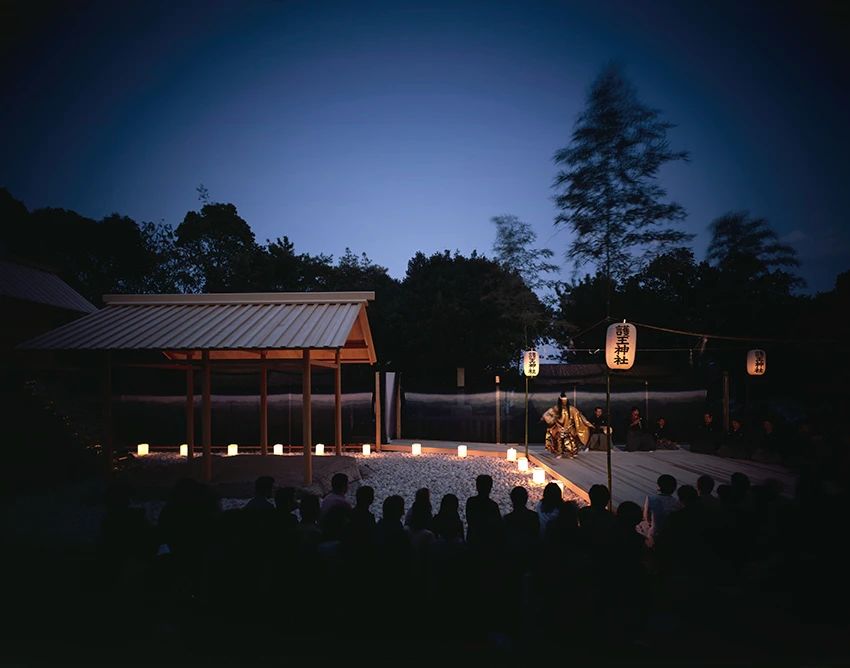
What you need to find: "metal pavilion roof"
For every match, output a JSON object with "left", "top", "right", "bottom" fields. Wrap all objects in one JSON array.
[
  {"left": 17, "top": 292, "right": 377, "bottom": 364},
  {"left": 0, "top": 259, "right": 96, "bottom": 314}
]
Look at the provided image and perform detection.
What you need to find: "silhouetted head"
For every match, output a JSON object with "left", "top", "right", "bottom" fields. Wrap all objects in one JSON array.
[
  {"left": 657, "top": 417, "right": 666, "bottom": 428},
  {"left": 703, "top": 412, "right": 713, "bottom": 425},
  {"left": 300, "top": 494, "right": 320, "bottom": 523},
  {"left": 559, "top": 500, "right": 579, "bottom": 527},
  {"left": 331, "top": 472, "right": 349, "bottom": 495},
  {"left": 677, "top": 484, "right": 699, "bottom": 508},
  {"left": 541, "top": 482, "right": 563, "bottom": 512},
  {"left": 409, "top": 504, "right": 432, "bottom": 532},
  {"left": 438, "top": 493, "right": 459, "bottom": 515},
  {"left": 476, "top": 474, "right": 493, "bottom": 497},
  {"left": 414, "top": 487, "right": 431, "bottom": 508},
  {"left": 275, "top": 486, "right": 297, "bottom": 512},
  {"left": 510, "top": 485, "right": 529, "bottom": 510},
  {"left": 696, "top": 474, "right": 715, "bottom": 496},
  {"left": 631, "top": 406, "right": 641, "bottom": 419},
  {"left": 382, "top": 495, "right": 404, "bottom": 523},
  {"left": 255, "top": 475, "right": 274, "bottom": 499},
  {"left": 355, "top": 485, "right": 374, "bottom": 508},
  {"left": 657, "top": 474, "right": 677, "bottom": 495},
  {"left": 762, "top": 419, "right": 774, "bottom": 434},
  {"left": 594, "top": 406, "right": 603, "bottom": 417},
  {"left": 588, "top": 484, "right": 611, "bottom": 509},
  {"left": 616, "top": 500, "right": 642, "bottom": 528},
  {"left": 730, "top": 471, "right": 750, "bottom": 492},
  {"left": 731, "top": 418, "right": 742, "bottom": 432}
]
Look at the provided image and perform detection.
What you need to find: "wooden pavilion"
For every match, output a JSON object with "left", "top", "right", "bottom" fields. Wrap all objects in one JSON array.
[{"left": 18, "top": 292, "right": 379, "bottom": 483}]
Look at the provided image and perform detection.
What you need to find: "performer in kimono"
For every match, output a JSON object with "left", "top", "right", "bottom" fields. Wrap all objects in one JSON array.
[{"left": 542, "top": 392, "right": 593, "bottom": 458}]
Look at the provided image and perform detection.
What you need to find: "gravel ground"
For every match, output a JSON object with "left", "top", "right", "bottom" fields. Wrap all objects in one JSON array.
[
  {"left": 350, "top": 452, "right": 583, "bottom": 523},
  {"left": 136, "top": 451, "right": 585, "bottom": 524}
]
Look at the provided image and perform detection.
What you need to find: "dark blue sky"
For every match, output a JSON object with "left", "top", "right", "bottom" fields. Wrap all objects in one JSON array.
[{"left": 2, "top": 0, "right": 848, "bottom": 292}]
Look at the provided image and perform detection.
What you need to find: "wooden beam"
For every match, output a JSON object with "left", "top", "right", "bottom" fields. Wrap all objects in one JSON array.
[
  {"left": 374, "top": 370, "right": 381, "bottom": 452},
  {"left": 202, "top": 350, "right": 212, "bottom": 482},
  {"left": 260, "top": 352, "right": 268, "bottom": 456},
  {"left": 303, "top": 349, "right": 312, "bottom": 484},
  {"left": 335, "top": 348, "right": 342, "bottom": 456},
  {"left": 186, "top": 367, "right": 194, "bottom": 459},
  {"left": 102, "top": 351, "right": 113, "bottom": 474}
]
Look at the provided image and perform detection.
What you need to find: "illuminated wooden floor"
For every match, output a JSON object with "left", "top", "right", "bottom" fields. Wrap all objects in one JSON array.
[{"left": 387, "top": 438, "right": 797, "bottom": 507}]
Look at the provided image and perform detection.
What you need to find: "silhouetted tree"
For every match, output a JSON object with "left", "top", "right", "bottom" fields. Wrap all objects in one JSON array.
[
  {"left": 491, "top": 214, "right": 559, "bottom": 293},
  {"left": 703, "top": 211, "right": 804, "bottom": 335},
  {"left": 175, "top": 202, "right": 260, "bottom": 292},
  {"left": 393, "top": 251, "right": 549, "bottom": 373},
  {"left": 707, "top": 211, "right": 803, "bottom": 293},
  {"left": 553, "top": 64, "right": 692, "bottom": 313}
]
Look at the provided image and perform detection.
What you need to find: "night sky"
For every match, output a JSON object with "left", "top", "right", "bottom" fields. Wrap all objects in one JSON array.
[{"left": 2, "top": 0, "right": 848, "bottom": 293}]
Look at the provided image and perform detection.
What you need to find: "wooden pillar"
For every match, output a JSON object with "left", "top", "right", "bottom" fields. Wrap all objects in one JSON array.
[
  {"left": 374, "top": 370, "right": 381, "bottom": 452},
  {"left": 185, "top": 365, "right": 195, "bottom": 459},
  {"left": 202, "top": 350, "right": 212, "bottom": 482},
  {"left": 260, "top": 352, "right": 268, "bottom": 456},
  {"left": 495, "top": 375, "right": 501, "bottom": 445},
  {"left": 102, "top": 351, "right": 113, "bottom": 474},
  {"left": 395, "top": 372, "right": 401, "bottom": 440},
  {"left": 334, "top": 349, "right": 342, "bottom": 456},
  {"left": 303, "top": 349, "right": 312, "bottom": 484}
]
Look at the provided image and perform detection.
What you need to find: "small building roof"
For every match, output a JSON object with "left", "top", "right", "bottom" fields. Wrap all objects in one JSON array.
[
  {"left": 17, "top": 292, "right": 377, "bottom": 364},
  {"left": 0, "top": 259, "right": 96, "bottom": 314}
]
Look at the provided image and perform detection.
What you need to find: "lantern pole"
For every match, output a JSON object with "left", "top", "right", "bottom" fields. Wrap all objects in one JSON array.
[
  {"left": 524, "top": 374, "right": 529, "bottom": 460},
  {"left": 605, "top": 370, "right": 612, "bottom": 510}
]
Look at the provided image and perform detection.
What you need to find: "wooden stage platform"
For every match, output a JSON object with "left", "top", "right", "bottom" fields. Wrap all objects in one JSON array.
[{"left": 386, "top": 439, "right": 797, "bottom": 507}]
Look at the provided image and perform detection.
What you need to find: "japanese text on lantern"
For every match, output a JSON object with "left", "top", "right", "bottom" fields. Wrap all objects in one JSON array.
[
  {"left": 523, "top": 350, "right": 539, "bottom": 377},
  {"left": 614, "top": 325, "right": 631, "bottom": 366}
]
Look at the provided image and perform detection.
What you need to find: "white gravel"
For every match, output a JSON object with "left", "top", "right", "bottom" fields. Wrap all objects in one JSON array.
[
  {"left": 350, "top": 452, "right": 583, "bottom": 523},
  {"left": 135, "top": 452, "right": 584, "bottom": 525}
]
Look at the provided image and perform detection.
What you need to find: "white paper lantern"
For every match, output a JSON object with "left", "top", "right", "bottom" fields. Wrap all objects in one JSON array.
[
  {"left": 458, "top": 444, "right": 468, "bottom": 458},
  {"left": 522, "top": 350, "right": 540, "bottom": 377},
  {"left": 532, "top": 468, "right": 546, "bottom": 485},
  {"left": 746, "top": 349, "right": 766, "bottom": 376},
  {"left": 315, "top": 443, "right": 325, "bottom": 456},
  {"left": 517, "top": 457, "right": 529, "bottom": 472},
  {"left": 137, "top": 443, "right": 149, "bottom": 456},
  {"left": 227, "top": 443, "right": 238, "bottom": 456},
  {"left": 179, "top": 443, "right": 188, "bottom": 457},
  {"left": 411, "top": 443, "right": 422, "bottom": 456},
  {"left": 273, "top": 443, "right": 284, "bottom": 455},
  {"left": 362, "top": 443, "right": 371, "bottom": 456},
  {"left": 606, "top": 322, "right": 637, "bottom": 370},
  {"left": 506, "top": 447, "right": 517, "bottom": 462}
]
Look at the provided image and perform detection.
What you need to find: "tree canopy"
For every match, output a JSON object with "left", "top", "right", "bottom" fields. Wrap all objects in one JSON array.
[{"left": 552, "top": 64, "right": 692, "bottom": 289}]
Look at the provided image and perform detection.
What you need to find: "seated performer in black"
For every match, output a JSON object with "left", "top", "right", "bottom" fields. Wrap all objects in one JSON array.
[
  {"left": 653, "top": 416, "right": 679, "bottom": 450},
  {"left": 690, "top": 411, "right": 719, "bottom": 454},
  {"left": 625, "top": 406, "right": 655, "bottom": 452},
  {"left": 542, "top": 392, "right": 592, "bottom": 459},
  {"left": 587, "top": 406, "right": 612, "bottom": 451}
]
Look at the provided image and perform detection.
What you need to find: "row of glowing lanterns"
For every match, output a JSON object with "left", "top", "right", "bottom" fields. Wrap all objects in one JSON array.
[
  {"left": 135, "top": 442, "right": 372, "bottom": 457},
  {"left": 135, "top": 441, "right": 553, "bottom": 486}
]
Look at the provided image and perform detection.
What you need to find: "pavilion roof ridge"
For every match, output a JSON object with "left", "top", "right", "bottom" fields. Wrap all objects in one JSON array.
[{"left": 103, "top": 291, "right": 375, "bottom": 306}]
